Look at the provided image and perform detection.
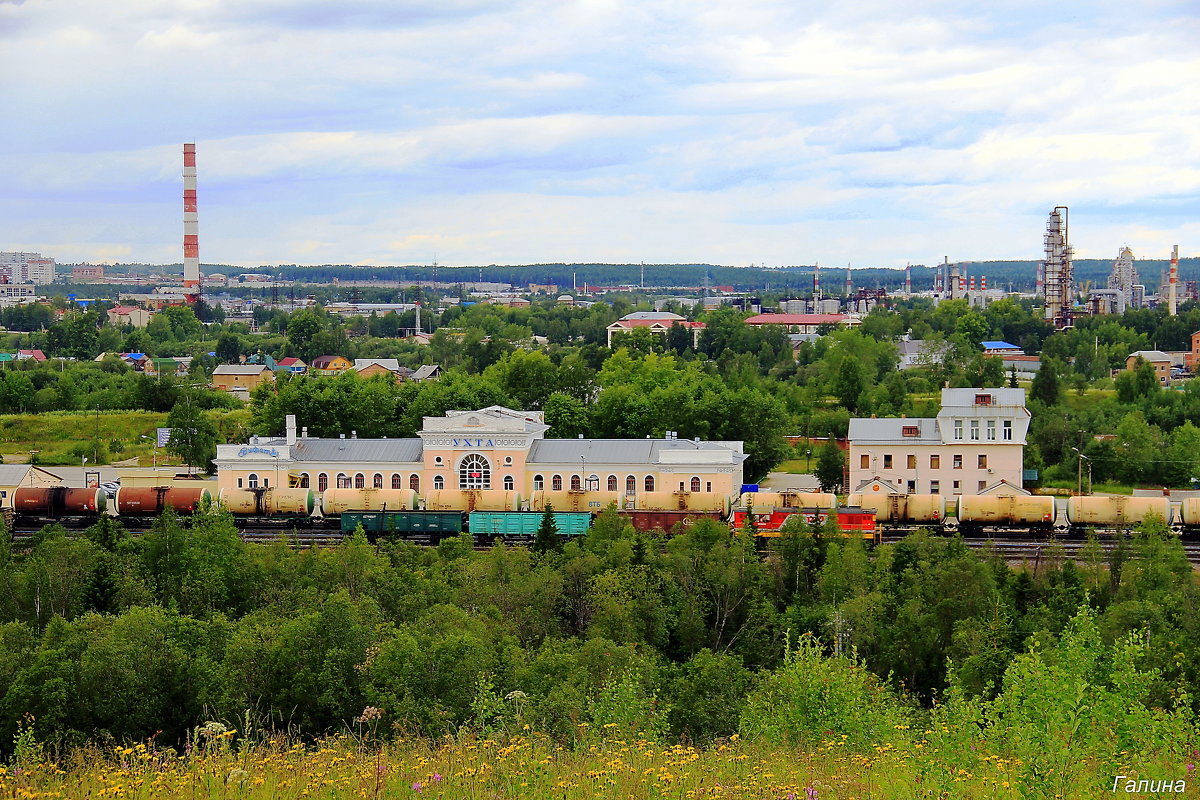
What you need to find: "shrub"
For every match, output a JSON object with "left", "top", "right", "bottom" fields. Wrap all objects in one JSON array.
[{"left": 739, "top": 632, "right": 911, "bottom": 749}]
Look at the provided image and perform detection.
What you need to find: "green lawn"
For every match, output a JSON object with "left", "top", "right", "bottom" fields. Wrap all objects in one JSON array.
[{"left": 0, "top": 408, "right": 250, "bottom": 466}]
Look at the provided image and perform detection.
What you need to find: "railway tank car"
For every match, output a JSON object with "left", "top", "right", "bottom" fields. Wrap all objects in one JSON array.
[
  {"left": 846, "top": 493, "right": 945, "bottom": 527},
  {"left": 11, "top": 487, "right": 105, "bottom": 526},
  {"left": 1178, "top": 498, "right": 1200, "bottom": 530},
  {"left": 1065, "top": 496, "right": 1173, "bottom": 532},
  {"left": 955, "top": 495, "right": 1055, "bottom": 534},
  {"left": 113, "top": 487, "right": 211, "bottom": 516},
  {"left": 218, "top": 488, "right": 316, "bottom": 524},
  {"left": 320, "top": 487, "right": 418, "bottom": 514}
]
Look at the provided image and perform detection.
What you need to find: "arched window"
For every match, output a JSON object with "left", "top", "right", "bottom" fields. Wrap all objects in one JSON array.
[
  {"left": 626, "top": 475, "right": 636, "bottom": 494},
  {"left": 533, "top": 474, "right": 544, "bottom": 491},
  {"left": 247, "top": 473, "right": 259, "bottom": 489},
  {"left": 607, "top": 475, "right": 618, "bottom": 492},
  {"left": 409, "top": 474, "right": 420, "bottom": 492},
  {"left": 570, "top": 475, "right": 581, "bottom": 491},
  {"left": 433, "top": 475, "right": 444, "bottom": 490},
  {"left": 458, "top": 453, "right": 491, "bottom": 490},
  {"left": 354, "top": 473, "right": 365, "bottom": 489},
  {"left": 645, "top": 475, "right": 655, "bottom": 492},
  {"left": 337, "top": 473, "right": 349, "bottom": 488},
  {"left": 691, "top": 476, "right": 701, "bottom": 493},
  {"left": 391, "top": 473, "right": 402, "bottom": 489},
  {"left": 299, "top": 473, "right": 310, "bottom": 488},
  {"left": 373, "top": 473, "right": 383, "bottom": 489},
  {"left": 552, "top": 474, "right": 563, "bottom": 491},
  {"left": 503, "top": 475, "right": 514, "bottom": 491},
  {"left": 318, "top": 473, "right": 328, "bottom": 492}
]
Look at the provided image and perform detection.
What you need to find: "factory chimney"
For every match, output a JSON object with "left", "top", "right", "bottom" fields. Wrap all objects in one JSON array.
[
  {"left": 813, "top": 263, "right": 820, "bottom": 299},
  {"left": 182, "top": 143, "right": 201, "bottom": 303},
  {"left": 844, "top": 266, "right": 852, "bottom": 298},
  {"left": 1169, "top": 245, "right": 1179, "bottom": 316},
  {"left": 905, "top": 263, "right": 911, "bottom": 296}
]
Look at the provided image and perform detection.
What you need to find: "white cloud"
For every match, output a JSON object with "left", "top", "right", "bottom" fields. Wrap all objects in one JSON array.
[{"left": 0, "top": 0, "right": 1197, "bottom": 267}]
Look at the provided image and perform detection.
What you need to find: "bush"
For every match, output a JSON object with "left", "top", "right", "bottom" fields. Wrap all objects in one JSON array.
[{"left": 739, "top": 632, "right": 911, "bottom": 749}]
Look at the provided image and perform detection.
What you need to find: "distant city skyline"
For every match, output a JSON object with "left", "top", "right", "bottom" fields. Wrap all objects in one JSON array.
[{"left": 1, "top": 0, "right": 1197, "bottom": 269}]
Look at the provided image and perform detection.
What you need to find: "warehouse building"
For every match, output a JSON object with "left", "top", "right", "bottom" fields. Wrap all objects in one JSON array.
[
  {"left": 215, "top": 406, "right": 746, "bottom": 508},
  {"left": 847, "top": 388, "right": 1028, "bottom": 496}
]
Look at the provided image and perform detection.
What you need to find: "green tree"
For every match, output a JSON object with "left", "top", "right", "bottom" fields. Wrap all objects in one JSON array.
[
  {"left": 544, "top": 392, "right": 589, "bottom": 439},
  {"left": 534, "top": 504, "right": 560, "bottom": 554},
  {"left": 833, "top": 356, "right": 864, "bottom": 412},
  {"left": 1030, "top": 358, "right": 1061, "bottom": 405},
  {"left": 815, "top": 439, "right": 845, "bottom": 492},
  {"left": 215, "top": 333, "right": 242, "bottom": 363},
  {"left": 166, "top": 392, "right": 219, "bottom": 474}
]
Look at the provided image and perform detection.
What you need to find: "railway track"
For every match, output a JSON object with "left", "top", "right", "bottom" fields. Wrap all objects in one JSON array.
[{"left": 11, "top": 527, "right": 1200, "bottom": 565}]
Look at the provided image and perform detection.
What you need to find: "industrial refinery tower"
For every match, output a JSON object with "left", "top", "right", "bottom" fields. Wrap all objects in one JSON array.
[
  {"left": 1042, "top": 207, "right": 1073, "bottom": 328},
  {"left": 182, "top": 143, "right": 201, "bottom": 303},
  {"left": 1107, "top": 246, "right": 1139, "bottom": 313}
]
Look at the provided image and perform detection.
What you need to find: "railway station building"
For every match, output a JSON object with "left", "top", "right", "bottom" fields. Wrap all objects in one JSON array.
[
  {"left": 847, "top": 388, "right": 1028, "bottom": 496},
  {"left": 214, "top": 406, "right": 746, "bottom": 508}
]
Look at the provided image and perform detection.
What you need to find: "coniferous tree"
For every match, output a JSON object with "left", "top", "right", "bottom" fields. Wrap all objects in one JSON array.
[{"left": 533, "top": 503, "right": 560, "bottom": 553}]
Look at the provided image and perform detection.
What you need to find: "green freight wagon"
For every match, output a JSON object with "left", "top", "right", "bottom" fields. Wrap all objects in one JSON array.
[
  {"left": 468, "top": 510, "right": 593, "bottom": 538},
  {"left": 340, "top": 511, "right": 464, "bottom": 541}
]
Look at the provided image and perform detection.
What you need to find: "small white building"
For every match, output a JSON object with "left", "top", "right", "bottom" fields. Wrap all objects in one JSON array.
[{"left": 848, "top": 387, "right": 1029, "bottom": 496}]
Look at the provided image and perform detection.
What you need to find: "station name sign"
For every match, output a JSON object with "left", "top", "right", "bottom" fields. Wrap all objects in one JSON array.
[
  {"left": 238, "top": 446, "right": 280, "bottom": 457},
  {"left": 451, "top": 438, "right": 495, "bottom": 448}
]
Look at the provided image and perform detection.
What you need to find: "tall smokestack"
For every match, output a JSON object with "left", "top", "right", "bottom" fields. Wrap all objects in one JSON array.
[
  {"left": 905, "top": 263, "right": 911, "bottom": 295},
  {"left": 845, "top": 267, "right": 852, "bottom": 298},
  {"left": 969, "top": 276, "right": 975, "bottom": 292},
  {"left": 813, "top": 263, "right": 820, "bottom": 299},
  {"left": 1169, "top": 244, "right": 1179, "bottom": 316},
  {"left": 182, "top": 143, "right": 201, "bottom": 302},
  {"left": 981, "top": 275, "right": 987, "bottom": 292},
  {"left": 949, "top": 262, "right": 959, "bottom": 299}
]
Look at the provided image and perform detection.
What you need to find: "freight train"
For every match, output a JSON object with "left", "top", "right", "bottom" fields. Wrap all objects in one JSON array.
[
  {"left": 4, "top": 485, "right": 735, "bottom": 544},
  {"left": 841, "top": 491, "right": 1183, "bottom": 535},
  {"left": 10, "top": 482, "right": 1192, "bottom": 545}
]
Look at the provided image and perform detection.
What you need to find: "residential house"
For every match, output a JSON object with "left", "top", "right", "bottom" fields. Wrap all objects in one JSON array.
[
  {"left": 310, "top": 355, "right": 353, "bottom": 376},
  {"left": 1126, "top": 350, "right": 1173, "bottom": 385},
  {"left": 212, "top": 364, "right": 275, "bottom": 397},
  {"left": 15, "top": 349, "right": 46, "bottom": 362},
  {"left": 353, "top": 358, "right": 412, "bottom": 382},
  {"left": 143, "top": 358, "right": 191, "bottom": 378},
  {"left": 411, "top": 364, "right": 442, "bottom": 382},
  {"left": 276, "top": 357, "right": 307, "bottom": 375},
  {"left": 848, "top": 387, "right": 1029, "bottom": 496}
]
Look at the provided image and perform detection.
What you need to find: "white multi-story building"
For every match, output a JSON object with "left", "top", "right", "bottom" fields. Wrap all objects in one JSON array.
[
  {"left": 848, "top": 388, "right": 1029, "bottom": 496},
  {"left": 0, "top": 252, "right": 56, "bottom": 284}
]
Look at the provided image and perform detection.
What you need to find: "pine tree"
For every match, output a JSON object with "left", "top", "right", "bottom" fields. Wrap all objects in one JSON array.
[{"left": 534, "top": 503, "right": 560, "bottom": 553}]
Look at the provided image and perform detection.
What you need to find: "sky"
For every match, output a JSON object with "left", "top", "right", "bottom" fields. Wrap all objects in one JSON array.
[{"left": 1, "top": 0, "right": 1198, "bottom": 270}]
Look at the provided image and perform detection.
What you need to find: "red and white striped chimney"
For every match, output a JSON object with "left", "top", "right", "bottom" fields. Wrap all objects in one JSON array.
[
  {"left": 981, "top": 275, "right": 987, "bottom": 291},
  {"left": 183, "top": 143, "right": 201, "bottom": 302},
  {"left": 969, "top": 276, "right": 975, "bottom": 292}
]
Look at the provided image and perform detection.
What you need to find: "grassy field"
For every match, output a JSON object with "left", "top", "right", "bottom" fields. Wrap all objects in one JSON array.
[
  {"left": 0, "top": 408, "right": 250, "bottom": 466},
  {"left": 3, "top": 730, "right": 1187, "bottom": 800}
]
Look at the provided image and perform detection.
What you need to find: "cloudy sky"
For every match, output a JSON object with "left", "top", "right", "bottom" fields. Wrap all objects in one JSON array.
[{"left": 1, "top": 0, "right": 1197, "bottom": 269}]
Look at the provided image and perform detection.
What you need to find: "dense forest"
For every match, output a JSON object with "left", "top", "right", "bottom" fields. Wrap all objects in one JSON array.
[
  {"left": 76, "top": 257, "right": 1200, "bottom": 292},
  {"left": 0, "top": 508, "right": 1193, "bottom": 768}
]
